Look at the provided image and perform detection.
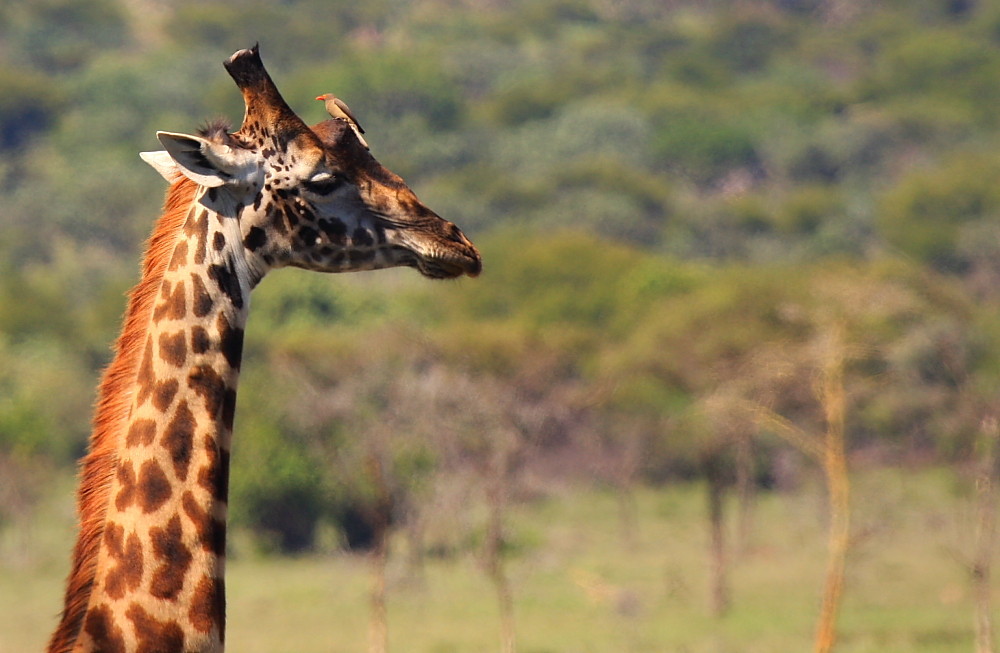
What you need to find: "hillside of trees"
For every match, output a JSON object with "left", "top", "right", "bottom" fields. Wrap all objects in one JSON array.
[{"left": 2, "top": 0, "right": 1000, "bottom": 565}]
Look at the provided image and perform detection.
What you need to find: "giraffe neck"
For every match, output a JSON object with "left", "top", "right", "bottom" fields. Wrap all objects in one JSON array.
[{"left": 61, "top": 187, "right": 253, "bottom": 653}]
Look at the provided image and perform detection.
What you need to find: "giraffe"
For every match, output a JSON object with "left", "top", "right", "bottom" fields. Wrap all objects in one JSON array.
[{"left": 47, "top": 46, "right": 481, "bottom": 653}]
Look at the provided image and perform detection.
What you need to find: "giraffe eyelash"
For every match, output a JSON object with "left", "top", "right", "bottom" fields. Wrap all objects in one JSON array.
[{"left": 302, "top": 174, "right": 345, "bottom": 195}]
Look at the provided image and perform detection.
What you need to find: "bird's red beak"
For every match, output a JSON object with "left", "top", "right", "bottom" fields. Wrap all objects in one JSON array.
[{"left": 315, "top": 95, "right": 325, "bottom": 101}]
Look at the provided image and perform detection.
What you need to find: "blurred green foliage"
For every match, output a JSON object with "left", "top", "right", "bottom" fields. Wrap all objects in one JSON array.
[
  {"left": 1, "top": 0, "right": 130, "bottom": 72},
  {"left": 4, "top": 0, "right": 1000, "bottom": 552},
  {"left": 0, "top": 69, "right": 61, "bottom": 150},
  {"left": 879, "top": 150, "right": 1000, "bottom": 271}
]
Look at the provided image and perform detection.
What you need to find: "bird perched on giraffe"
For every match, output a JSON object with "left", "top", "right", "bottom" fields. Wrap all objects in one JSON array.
[{"left": 316, "top": 93, "right": 369, "bottom": 149}]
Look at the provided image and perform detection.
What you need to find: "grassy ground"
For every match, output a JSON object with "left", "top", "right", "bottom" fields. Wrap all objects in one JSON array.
[{"left": 0, "top": 467, "right": 988, "bottom": 652}]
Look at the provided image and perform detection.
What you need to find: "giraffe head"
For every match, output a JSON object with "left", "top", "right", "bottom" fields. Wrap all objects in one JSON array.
[{"left": 141, "top": 45, "right": 481, "bottom": 284}]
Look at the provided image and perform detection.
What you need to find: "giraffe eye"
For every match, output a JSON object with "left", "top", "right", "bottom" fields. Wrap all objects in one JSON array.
[{"left": 303, "top": 173, "right": 344, "bottom": 195}]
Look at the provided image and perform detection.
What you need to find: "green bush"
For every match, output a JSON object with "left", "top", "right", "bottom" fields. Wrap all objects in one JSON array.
[
  {"left": 774, "top": 185, "right": 844, "bottom": 234},
  {"left": 705, "top": 15, "right": 795, "bottom": 74},
  {"left": 229, "top": 416, "right": 326, "bottom": 553},
  {"left": 865, "top": 27, "right": 1000, "bottom": 124},
  {"left": 0, "top": 337, "right": 92, "bottom": 462},
  {"left": 878, "top": 152, "right": 1000, "bottom": 271},
  {"left": 3, "top": 0, "right": 130, "bottom": 72},
  {"left": 0, "top": 68, "right": 61, "bottom": 150},
  {"left": 653, "top": 110, "right": 760, "bottom": 184}
]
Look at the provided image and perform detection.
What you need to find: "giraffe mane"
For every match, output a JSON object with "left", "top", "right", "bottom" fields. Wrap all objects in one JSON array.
[
  {"left": 47, "top": 176, "right": 199, "bottom": 653},
  {"left": 198, "top": 118, "right": 234, "bottom": 143}
]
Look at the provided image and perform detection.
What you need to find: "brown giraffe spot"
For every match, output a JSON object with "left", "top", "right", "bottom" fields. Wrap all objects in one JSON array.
[
  {"left": 137, "top": 460, "right": 172, "bottom": 513},
  {"left": 103, "top": 524, "right": 143, "bottom": 600},
  {"left": 167, "top": 240, "right": 189, "bottom": 272},
  {"left": 191, "top": 273, "right": 214, "bottom": 317},
  {"left": 163, "top": 400, "right": 195, "bottom": 482},
  {"left": 213, "top": 231, "right": 226, "bottom": 251},
  {"left": 152, "top": 378, "right": 179, "bottom": 412},
  {"left": 197, "top": 440, "right": 230, "bottom": 503},
  {"left": 318, "top": 217, "right": 347, "bottom": 244},
  {"left": 189, "top": 575, "right": 225, "bottom": 637},
  {"left": 103, "top": 521, "right": 124, "bottom": 549},
  {"left": 126, "top": 603, "right": 185, "bottom": 653},
  {"left": 104, "top": 520, "right": 123, "bottom": 543},
  {"left": 296, "top": 225, "right": 319, "bottom": 250},
  {"left": 216, "top": 312, "right": 244, "bottom": 370},
  {"left": 153, "top": 279, "right": 186, "bottom": 322},
  {"left": 167, "top": 280, "right": 186, "bottom": 320},
  {"left": 207, "top": 261, "right": 244, "bottom": 310},
  {"left": 182, "top": 490, "right": 226, "bottom": 556},
  {"left": 185, "top": 208, "right": 209, "bottom": 265},
  {"left": 135, "top": 338, "right": 155, "bottom": 406},
  {"left": 298, "top": 203, "right": 317, "bottom": 226},
  {"left": 244, "top": 226, "right": 267, "bottom": 251},
  {"left": 158, "top": 330, "right": 187, "bottom": 368},
  {"left": 352, "top": 226, "right": 374, "bottom": 247},
  {"left": 125, "top": 419, "right": 157, "bottom": 448},
  {"left": 149, "top": 515, "right": 193, "bottom": 601},
  {"left": 271, "top": 208, "right": 289, "bottom": 234},
  {"left": 115, "top": 461, "right": 138, "bottom": 511},
  {"left": 84, "top": 604, "right": 127, "bottom": 653},
  {"left": 188, "top": 364, "right": 227, "bottom": 418},
  {"left": 222, "top": 388, "right": 237, "bottom": 432},
  {"left": 348, "top": 249, "right": 376, "bottom": 265},
  {"left": 191, "top": 325, "right": 210, "bottom": 354}
]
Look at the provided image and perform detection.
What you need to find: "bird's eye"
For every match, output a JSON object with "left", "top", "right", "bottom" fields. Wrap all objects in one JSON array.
[{"left": 303, "top": 172, "right": 344, "bottom": 195}]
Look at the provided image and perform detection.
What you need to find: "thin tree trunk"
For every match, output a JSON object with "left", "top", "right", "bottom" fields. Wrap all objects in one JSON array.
[
  {"left": 404, "top": 507, "right": 426, "bottom": 586},
  {"left": 368, "top": 454, "right": 390, "bottom": 653},
  {"left": 615, "top": 481, "right": 639, "bottom": 551},
  {"left": 973, "top": 417, "right": 999, "bottom": 653},
  {"left": 484, "top": 456, "right": 517, "bottom": 653},
  {"left": 750, "top": 325, "right": 853, "bottom": 653},
  {"left": 491, "top": 557, "right": 517, "bottom": 653},
  {"left": 705, "top": 456, "right": 730, "bottom": 617},
  {"left": 369, "top": 533, "right": 389, "bottom": 653},
  {"left": 814, "top": 325, "right": 850, "bottom": 653},
  {"left": 600, "top": 421, "right": 641, "bottom": 550},
  {"left": 814, "top": 433, "right": 849, "bottom": 653},
  {"left": 735, "top": 433, "right": 756, "bottom": 556}
]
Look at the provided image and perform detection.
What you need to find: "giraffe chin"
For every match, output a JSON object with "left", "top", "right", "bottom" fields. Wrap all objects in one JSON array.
[
  {"left": 414, "top": 255, "right": 482, "bottom": 279},
  {"left": 390, "top": 244, "right": 481, "bottom": 279}
]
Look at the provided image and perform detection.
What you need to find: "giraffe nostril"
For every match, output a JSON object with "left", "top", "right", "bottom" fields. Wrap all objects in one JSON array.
[{"left": 447, "top": 223, "right": 468, "bottom": 245}]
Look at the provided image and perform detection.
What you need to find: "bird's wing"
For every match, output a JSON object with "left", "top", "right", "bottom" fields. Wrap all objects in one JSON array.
[{"left": 332, "top": 97, "right": 365, "bottom": 133}]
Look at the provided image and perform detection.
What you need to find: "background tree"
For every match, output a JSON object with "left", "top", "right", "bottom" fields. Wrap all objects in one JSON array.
[{"left": 4, "top": 2, "right": 1000, "bottom": 650}]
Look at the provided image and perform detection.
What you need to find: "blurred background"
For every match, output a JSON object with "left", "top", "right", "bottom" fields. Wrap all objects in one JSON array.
[{"left": 2, "top": 0, "right": 1000, "bottom": 651}]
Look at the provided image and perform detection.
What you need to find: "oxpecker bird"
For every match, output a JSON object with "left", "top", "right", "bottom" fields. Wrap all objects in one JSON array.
[{"left": 316, "top": 93, "right": 369, "bottom": 149}]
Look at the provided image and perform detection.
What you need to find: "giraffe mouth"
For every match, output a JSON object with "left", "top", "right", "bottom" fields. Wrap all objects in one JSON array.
[
  {"left": 395, "top": 248, "right": 481, "bottom": 279},
  {"left": 420, "top": 253, "right": 482, "bottom": 279}
]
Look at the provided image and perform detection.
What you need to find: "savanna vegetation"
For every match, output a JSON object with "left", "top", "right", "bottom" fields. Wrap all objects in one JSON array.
[{"left": 2, "top": 0, "right": 1000, "bottom": 651}]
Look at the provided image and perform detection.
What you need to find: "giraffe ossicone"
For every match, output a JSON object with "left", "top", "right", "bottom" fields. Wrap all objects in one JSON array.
[{"left": 47, "top": 45, "right": 480, "bottom": 653}]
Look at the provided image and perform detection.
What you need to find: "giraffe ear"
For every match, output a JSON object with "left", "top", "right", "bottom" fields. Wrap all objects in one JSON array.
[
  {"left": 154, "top": 131, "right": 255, "bottom": 188},
  {"left": 139, "top": 150, "right": 182, "bottom": 183}
]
